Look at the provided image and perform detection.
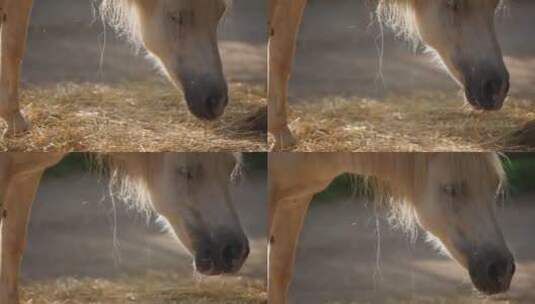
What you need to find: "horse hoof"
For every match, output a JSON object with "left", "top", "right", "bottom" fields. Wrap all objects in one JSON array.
[
  {"left": 270, "top": 129, "right": 297, "bottom": 151},
  {"left": 4, "top": 113, "right": 29, "bottom": 136}
]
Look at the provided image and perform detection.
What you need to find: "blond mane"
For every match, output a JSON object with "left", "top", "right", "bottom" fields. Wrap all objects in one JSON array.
[
  {"left": 96, "top": 153, "right": 241, "bottom": 217},
  {"left": 376, "top": 0, "right": 419, "bottom": 45},
  {"left": 376, "top": 0, "right": 507, "bottom": 47},
  {"left": 99, "top": 0, "right": 232, "bottom": 48},
  {"left": 348, "top": 153, "right": 505, "bottom": 237}
]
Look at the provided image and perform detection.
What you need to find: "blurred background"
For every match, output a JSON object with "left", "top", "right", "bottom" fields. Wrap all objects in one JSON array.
[
  {"left": 291, "top": 0, "right": 535, "bottom": 101},
  {"left": 20, "top": 153, "right": 267, "bottom": 303},
  {"left": 291, "top": 153, "right": 535, "bottom": 303},
  {"left": 24, "top": 0, "right": 266, "bottom": 87}
]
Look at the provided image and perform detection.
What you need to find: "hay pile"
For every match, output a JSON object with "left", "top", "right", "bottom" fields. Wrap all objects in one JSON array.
[
  {"left": 279, "top": 92, "right": 535, "bottom": 151},
  {"left": 21, "top": 272, "right": 266, "bottom": 304},
  {"left": 0, "top": 82, "right": 267, "bottom": 152}
]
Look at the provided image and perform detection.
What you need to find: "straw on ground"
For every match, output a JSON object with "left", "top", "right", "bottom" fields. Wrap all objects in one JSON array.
[
  {"left": 21, "top": 272, "right": 266, "bottom": 304},
  {"left": 0, "top": 81, "right": 267, "bottom": 152},
  {"left": 277, "top": 91, "right": 535, "bottom": 152}
]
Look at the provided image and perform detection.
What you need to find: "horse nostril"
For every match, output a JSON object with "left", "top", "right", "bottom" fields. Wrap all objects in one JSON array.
[
  {"left": 483, "top": 78, "right": 498, "bottom": 96},
  {"left": 478, "top": 76, "right": 507, "bottom": 110},
  {"left": 487, "top": 258, "right": 513, "bottom": 285},
  {"left": 488, "top": 261, "right": 501, "bottom": 281},
  {"left": 183, "top": 80, "right": 228, "bottom": 120},
  {"left": 210, "top": 95, "right": 227, "bottom": 109},
  {"left": 195, "top": 257, "right": 214, "bottom": 274},
  {"left": 202, "top": 94, "right": 227, "bottom": 120},
  {"left": 194, "top": 244, "right": 218, "bottom": 275},
  {"left": 221, "top": 242, "right": 247, "bottom": 272},
  {"left": 222, "top": 244, "right": 241, "bottom": 262}
]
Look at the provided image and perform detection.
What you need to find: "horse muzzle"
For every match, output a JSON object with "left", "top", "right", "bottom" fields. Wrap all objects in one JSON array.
[
  {"left": 463, "top": 66, "right": 509, "bottom": 111},
  {"left": 194, "top": 235, "right": 249, "bottom": 275},
  {"left": 183, "top": 76, "right": 229, "bottom": 121},
  {"left": 468, "top": 248, "right": 515, "bottom": 295}
]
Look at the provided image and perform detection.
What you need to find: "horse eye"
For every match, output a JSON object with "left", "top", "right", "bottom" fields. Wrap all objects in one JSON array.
[
  {"left": 442, "top": 184, "right": 464, "bottom": 198},
  {"left": 177, "top": 167, "right": 194, "bottom": 180},
  {"left": 170, "top": 10, "right": 195, "bottom": 26},
  {"left": 443, "top": 185, "right": 457, "bottom": 197},
  {"left": 447, "top": 0, "right": 461, "bottom": 11},
  {"left": 169, "top": 12, "right": 184, "bottom": 25}
]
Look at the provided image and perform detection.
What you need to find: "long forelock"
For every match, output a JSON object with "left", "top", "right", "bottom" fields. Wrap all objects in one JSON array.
[
  {"left": 376, "top": 0, "right": 420, "bottom": 47},
  {"left": 100, "top": 0, "right": 232, "bottom": 49},
  {"left": 376, "top": 0, "right": 508, "bottom": 48},
  {"left": 102, "top": 154, "right": 156, "bottom": 217},
  {"left": 100, "top": 0, "right": 142, "bottom": 48},
  {"left": 96, "top": 152, "right": 241, "bottom": 218},
  {"left": 352, "top": 153, "right": 505, "bottom": 240}
]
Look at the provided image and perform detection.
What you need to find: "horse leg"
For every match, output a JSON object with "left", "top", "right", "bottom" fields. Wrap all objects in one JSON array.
[
  {"left": 268, "top": 0, "right": 307, "bottom": 150},
  {"left": 0, "top": 0, "right": 33, "bottom": 135},
  {"left": 268, "top": 195, "right": 312, "bottom": 304},
  {"left": 0, "top": 170, "right": 43, "bottom": 304}
]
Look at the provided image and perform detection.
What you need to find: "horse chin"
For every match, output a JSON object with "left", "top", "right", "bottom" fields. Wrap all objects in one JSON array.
[{"left": 194, "top": 257, "right": 219, "bottom": 276}]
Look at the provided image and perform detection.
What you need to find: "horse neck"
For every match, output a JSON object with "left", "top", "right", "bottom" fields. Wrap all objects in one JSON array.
[{"left": 8, "top": 153, "right": 66, "bottom": 177}]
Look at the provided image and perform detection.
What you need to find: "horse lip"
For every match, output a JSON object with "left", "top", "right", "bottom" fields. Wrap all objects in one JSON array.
[
  {"left": 469, "top": 273, "right": 512, "bottom": 295},
  {"left": 195, "top": 257, "right": 217, "bottom": 275},
  {"left": 464, "top": 87, "right": 504, "bottom": 111},
  {"left": 220, "top": 262, "right": 241, "bottom": 274},
  {"left": 464, "top": 89, "right": 484, "bottom": 110},
  {"left": 219, "top": 238, "right": 249, "bottom": 274},
  {"left": 222, "top": 244, "right": 249, "bottom": 274},
  {"left": 194, "top": 255, "right": 243, "bottom": 276}
]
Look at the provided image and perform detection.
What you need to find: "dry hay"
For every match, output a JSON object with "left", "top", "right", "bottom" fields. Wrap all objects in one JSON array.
[
  {"left": 275, "top": 91, "right": 535, "bottom": 152},
  {"left": 20, "top": 272, "right": 266, "bottom": 304},
  {"left": 0, "top": 81, "right": 267, "bottom": 152}
]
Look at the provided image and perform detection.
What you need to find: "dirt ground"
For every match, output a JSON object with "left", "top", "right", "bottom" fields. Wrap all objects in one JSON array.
[
  {"left": 282, "top": 0, "right": 535, "bottom": 151},
  {"left": 1, "top": 0, "right": 267, "bottom": 151},
  {"left": 291, "top": 194, "right": 535, "bottom": 304},
  {"left": 19, "top": 170, "right": 267, "bottom": 303}
]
